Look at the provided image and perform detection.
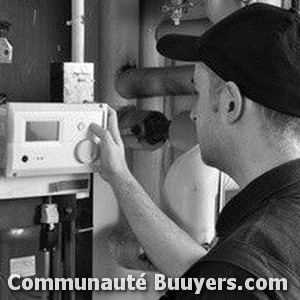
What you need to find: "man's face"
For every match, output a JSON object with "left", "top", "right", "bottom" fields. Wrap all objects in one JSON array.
[{"left": 190, "top": 63, "right": 222, "bottom": 167}]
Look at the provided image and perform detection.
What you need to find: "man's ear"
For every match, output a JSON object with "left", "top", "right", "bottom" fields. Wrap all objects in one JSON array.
[{"left": 221, "top": 81, "right": 244, "bottom": 124}]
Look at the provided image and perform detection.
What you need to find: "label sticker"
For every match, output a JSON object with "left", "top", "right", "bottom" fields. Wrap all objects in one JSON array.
[
  {"left": 10, "top": 256, "right": 36, "bottom": 278},
  {"left": 49, "top": 179, "right": 89, "bottom": 193}
]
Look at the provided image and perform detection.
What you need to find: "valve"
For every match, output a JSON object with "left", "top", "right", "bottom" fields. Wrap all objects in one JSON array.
[
  {"left": 40, "top": 202, "right": 60, "bottom": 252},
  {"left": 40, "top": 203, "right": 59, "bottom": 231},
  {"left": 162, "top": 0, "right": 194, "bottom": 26}
]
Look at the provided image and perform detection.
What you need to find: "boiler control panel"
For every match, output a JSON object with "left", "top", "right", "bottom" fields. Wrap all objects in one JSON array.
[{"left": 0, "top": 102, "right": 107, "bottom": 178}]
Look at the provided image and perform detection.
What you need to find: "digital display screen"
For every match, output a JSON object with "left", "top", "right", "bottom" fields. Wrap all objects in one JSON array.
[{"left": 26, "top": 121, "right": 60, "bottom": 142}]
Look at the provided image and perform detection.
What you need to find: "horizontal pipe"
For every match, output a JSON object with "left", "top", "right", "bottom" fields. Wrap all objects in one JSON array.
[
  {"left": 155, "top": 18, "right": 212, "bottom": 41},
  {"left": 115, "top": 65, "right": 196, "bottom": 99}
]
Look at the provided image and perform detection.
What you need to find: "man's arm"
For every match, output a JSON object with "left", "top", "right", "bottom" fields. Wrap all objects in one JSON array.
[{"left": 90, "top": 106, "right": 207, "bottom": 278}]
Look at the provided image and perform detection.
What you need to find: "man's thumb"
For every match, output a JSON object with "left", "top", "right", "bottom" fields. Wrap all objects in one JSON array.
[{"left": 90, "top": 123, "right": 108, "bottom": 140}]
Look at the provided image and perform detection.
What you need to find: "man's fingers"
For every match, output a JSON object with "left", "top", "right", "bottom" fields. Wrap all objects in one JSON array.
[
  {"left": 90, "top": 123, "right": 110, "bottom": 141},
  {"left": 91, "top": 105, "right": 123, "bottom": 147},
  {"left": 106, "top": 106, "right": 123, "bottom": 146}
]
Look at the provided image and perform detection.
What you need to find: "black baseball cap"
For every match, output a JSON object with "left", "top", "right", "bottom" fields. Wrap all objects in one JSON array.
[{"left": 157, "top": 4, "right": 300, "bottom": 117}]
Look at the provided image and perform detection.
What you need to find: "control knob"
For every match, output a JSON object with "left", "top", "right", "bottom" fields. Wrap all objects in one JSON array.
[{"left": 75, "top": 139, "right": 99, "bottom": 164}]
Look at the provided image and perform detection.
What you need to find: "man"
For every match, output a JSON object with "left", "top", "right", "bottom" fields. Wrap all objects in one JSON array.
[{"left": 91, "top": 3, "right": 300, "bottom": 299}]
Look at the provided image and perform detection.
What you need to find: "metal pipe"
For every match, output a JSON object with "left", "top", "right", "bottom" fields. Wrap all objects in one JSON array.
[
  {"left": 42, "top": 251, "right": 50, "bottom": 300},
  {"left": 131, "top": 0, "right": 165, "bottom": 216},
  {"left": 155, "top": 18, "right": 212, "bottom": 41},
  {"left": 116, "top": 65, "right": 196, "bottom": 99},
  {"left": 71, "top": 0, "right": 85, "bottom": 62}
]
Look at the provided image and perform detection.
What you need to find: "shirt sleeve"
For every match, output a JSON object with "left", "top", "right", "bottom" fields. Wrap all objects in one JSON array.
[{"left": 161, "top": 261, "right": 273, "bottom": 300}]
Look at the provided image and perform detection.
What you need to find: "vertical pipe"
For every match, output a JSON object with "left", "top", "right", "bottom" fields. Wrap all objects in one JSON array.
[
  {"left": 63, "top": 219, "right": 76, "bottom": 300},
  {"left": 92, "top": 1, "right": 158, "bottom": 300},
  {"left": 72, "top": 0, "right": 85, "bottom": 62},
  {"left": 134, "top": 0, "right": 166, "bottom": 205},
  {"left": 42, "top": 252, "right": 50, "bottom": 300}
]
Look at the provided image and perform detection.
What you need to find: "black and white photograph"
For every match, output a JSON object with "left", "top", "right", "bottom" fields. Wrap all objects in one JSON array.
[{"left": 0, "top": 0, "right": 298, "bottom": 299}]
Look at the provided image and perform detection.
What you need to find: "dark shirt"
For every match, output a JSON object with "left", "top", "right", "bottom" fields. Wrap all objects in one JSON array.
[{"left": 162, "top": 159, "right": 300, "bottom": 299}]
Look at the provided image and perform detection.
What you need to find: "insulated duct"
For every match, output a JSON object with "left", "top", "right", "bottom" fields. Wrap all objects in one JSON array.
[{"left": 116, "top": 65, "right": 195, "bottom": 99}]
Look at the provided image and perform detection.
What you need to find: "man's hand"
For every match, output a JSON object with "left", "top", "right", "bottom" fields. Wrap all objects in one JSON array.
[
  {"left": 90, "top": 105, "right": 130, "bottom": 182},
  {"left": 90, "top": 106, "right": 206, "bottom": 278}
]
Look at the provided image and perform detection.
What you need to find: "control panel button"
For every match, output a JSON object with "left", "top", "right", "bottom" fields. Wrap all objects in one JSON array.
[
  {"left": 77, "top": 122, "right": 86, "bottom": 131},
  {"left": 22, "top": 155, "right": 28, "bottom": 163},
  {"left": 75, "top": 139, "right": 98, "bottom": 164}
]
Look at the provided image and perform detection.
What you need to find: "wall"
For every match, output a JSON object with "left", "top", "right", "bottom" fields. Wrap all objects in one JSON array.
[{"left": 0, "top": 0, "right": 70, "bottom": 102}]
